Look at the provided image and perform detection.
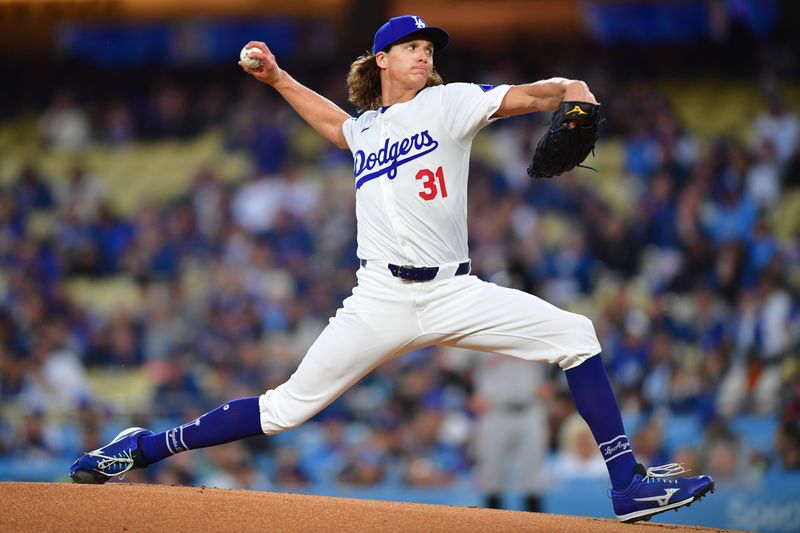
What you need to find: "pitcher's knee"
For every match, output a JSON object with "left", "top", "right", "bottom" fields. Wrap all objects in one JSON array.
[
  {"left": 258, "top": 389, "right": 313, "bottom": 435},
  {"left": 575, "top": 314, "right": 599, "bottom": 343},
  {"left": 555, "top": 313, "right": 601, "bottom": 369},
  {"left": 557, "top": 311, "right": 598, "bottom": 340}
]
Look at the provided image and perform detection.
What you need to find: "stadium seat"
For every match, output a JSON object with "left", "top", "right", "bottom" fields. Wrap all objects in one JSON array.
[{"left": 730, "top": 415, "right": 779, "bottom": 453}]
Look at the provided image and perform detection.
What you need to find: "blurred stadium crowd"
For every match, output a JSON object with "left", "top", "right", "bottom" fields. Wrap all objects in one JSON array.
[{"left": 1, "top": 26, "right": 799, "bottom": 502}]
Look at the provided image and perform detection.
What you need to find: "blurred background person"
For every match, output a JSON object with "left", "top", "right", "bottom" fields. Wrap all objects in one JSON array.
[{"left": 443, "top": 348, "right": 548, "bottom": 513}]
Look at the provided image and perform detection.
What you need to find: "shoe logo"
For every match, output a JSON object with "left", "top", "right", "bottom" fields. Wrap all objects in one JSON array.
[
  {"left": 634, "top": 488, "right": 680, "bottom": 507},
  {"left": 565, "top": 105, "right": 588, "bottom": 116}
]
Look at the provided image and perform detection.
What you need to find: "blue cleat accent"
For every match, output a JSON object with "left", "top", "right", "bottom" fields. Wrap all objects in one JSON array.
[
  {"left": 611, "top": 463, "right": 715, "bottom": 523},
  {"left": 69, "top": 427, "right": 153, "bottom": 484}
]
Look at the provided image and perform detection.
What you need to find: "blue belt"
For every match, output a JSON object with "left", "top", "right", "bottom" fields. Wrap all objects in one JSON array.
[{"left": 360, "top": 259, "right": 470, "bottom": 282}]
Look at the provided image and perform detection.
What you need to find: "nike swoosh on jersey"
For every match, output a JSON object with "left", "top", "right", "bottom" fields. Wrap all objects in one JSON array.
[{"left": 633, "top": 488, "right": 680, "bottom": 507}]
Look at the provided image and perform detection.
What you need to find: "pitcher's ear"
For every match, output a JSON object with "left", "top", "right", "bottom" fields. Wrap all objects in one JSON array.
[{"left": 375, "top": 51, "right": 387, "bottom": 69}]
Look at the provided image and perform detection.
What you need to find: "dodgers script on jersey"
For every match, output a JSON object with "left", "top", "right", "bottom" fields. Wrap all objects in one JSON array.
[{"left": 342, "top": 83, "right": 511, "bottom": 266}]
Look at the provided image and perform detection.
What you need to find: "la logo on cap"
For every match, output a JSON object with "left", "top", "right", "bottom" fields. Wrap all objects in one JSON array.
[{"left": 371, "top": 15, "right": 449, "bottom": 54}]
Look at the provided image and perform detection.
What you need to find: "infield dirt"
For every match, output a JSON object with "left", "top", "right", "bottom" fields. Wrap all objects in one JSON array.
[{"left": 0, "top": 482, "right": 740, "bottom": 532}]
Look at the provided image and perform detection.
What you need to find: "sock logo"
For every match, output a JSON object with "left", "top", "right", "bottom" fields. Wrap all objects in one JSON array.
[
  {"left": 166, "top": 425, "right": 190, "bottom": 454},
  {"left": 599, "top": 435, "right": 632, "bottom": 463},
  {"left": 604, "top": 439, "right": 630, "bottom": 456}
]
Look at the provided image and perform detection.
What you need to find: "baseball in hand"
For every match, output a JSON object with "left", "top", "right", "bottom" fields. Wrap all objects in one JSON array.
[{"left": 240, "top": 46, "right": 262, "bottom": 68}]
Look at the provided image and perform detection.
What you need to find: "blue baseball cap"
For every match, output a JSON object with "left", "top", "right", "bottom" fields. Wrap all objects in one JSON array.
[{"left": 372, "top": 15, "right": 449, "bottom": 54}]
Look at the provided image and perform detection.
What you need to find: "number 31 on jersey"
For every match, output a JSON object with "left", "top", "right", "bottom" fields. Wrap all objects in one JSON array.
[{"left": 416, "top": 166, "right": 448, "bottom": 201}]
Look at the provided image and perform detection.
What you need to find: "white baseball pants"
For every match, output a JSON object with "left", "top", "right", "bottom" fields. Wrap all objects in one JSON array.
[{"left": 259, "top": 261, "right": 601, "bottom": 434}]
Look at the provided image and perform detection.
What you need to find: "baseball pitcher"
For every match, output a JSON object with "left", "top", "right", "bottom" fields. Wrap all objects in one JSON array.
[{"left": 69, "top": 15, "right": 714, "bottom": 523}]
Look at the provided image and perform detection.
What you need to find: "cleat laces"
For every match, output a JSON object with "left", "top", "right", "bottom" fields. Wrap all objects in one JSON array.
[
  {"left": 86, "top": 449, "right": 136, "bottom": 478},
  {"left": 643, "top": 463, "right": 686, "bottom": 485}
]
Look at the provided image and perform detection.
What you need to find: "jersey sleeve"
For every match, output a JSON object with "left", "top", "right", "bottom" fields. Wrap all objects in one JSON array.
[
  {"left": 438, "top": 83, "right": 512, "bottom": 144},
  {"left": 341, "top": 116, "right": 358, "bottom": 152},
  {"left": 341, "top": 111, "right": 378, "bottom": 152}
]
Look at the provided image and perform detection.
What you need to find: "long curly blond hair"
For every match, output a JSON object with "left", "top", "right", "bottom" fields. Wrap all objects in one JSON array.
[{"left": 346, "top": 51, "right": 444, "bottom": 113}]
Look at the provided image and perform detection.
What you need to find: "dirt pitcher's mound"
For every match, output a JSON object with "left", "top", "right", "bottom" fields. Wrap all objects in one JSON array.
[{"left": 1, "top": 482, "right": 736, "bottom": 533}]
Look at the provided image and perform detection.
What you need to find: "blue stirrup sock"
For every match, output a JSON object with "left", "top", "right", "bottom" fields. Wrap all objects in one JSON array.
[
  {"left": 565, "top": 354, "right": 638, "bottom": 490},
  {"left": 138, "top": 396, "right": 263, "bottom": 465}
]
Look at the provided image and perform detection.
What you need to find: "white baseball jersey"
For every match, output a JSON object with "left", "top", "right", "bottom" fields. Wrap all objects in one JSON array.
[
  {"left": 258, "top": 82, "right": 601, "bottom": 437},
  {"left": 341, "top": 83, "right": 511, "bottom": 266}
]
